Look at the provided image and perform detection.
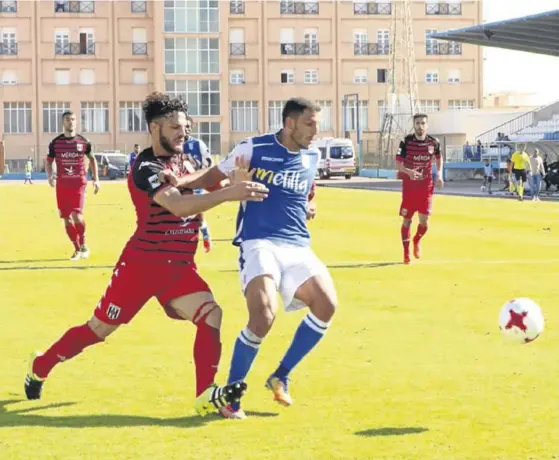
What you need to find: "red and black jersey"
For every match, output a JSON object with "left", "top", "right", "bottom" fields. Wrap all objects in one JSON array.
[
  {"left": 47, "top": 134, "right": 92, "bottom": 187},
  {"left": 396, "top": 134, "right": 441, "bottom": 191},
  {"left": 124, "top": 148, "right": 201, "bottom": 263}
]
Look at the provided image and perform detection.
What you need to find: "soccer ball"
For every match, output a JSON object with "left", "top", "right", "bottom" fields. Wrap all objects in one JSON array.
[
  {"left": 481, "top": 185, "right": 486, "bottom": 192},
  {"left": 498, "top": 298, "right": 544, "bottom": 343}
]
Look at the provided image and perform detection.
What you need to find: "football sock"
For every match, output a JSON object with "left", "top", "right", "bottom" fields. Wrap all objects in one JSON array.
[
  {"left": 65, "top": 222, "right": 80, "bottom": 251},
  {"left": 227, "top": 327, "right": 262, "bottom": 409},
  {"left": 193, "top": 305, "right": 222, "bottom": 397},
  {"left": 273, "top": 313, "right": 330, "bottom": 380},
  {"left": 75, "top": 220, "right": 86, "bottom": 247},
  {"left": 413, "top": 224, "right": 428, "bottom": 244},
  {"left": 32, "top": 323, "right": 103, "bottom": 379},
  {"left": 401, "top": 225, "right": 411, "bottom": 254}
]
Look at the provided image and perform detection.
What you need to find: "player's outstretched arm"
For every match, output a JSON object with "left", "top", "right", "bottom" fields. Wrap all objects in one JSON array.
[
  {"left": 153, "top": 182, "right": 268, "bottom": 218},
  {"left": 86, "top": 143, "right": 101, "bottom": 194}
]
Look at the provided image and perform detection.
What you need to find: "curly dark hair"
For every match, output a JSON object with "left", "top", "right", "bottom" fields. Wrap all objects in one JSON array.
[{"left": 142, "top": 91, "right": 189, "bottom": 126}]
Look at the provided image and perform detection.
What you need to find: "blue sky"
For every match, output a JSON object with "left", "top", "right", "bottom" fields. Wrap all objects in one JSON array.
[{"left": 482, "top": 0, "right": 559, "bottom": 104}]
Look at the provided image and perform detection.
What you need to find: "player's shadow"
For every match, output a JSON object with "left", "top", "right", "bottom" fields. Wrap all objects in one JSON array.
[
  {"left": 355, "top": 427, "right": 429, "bottom": 437},
  {"left": 0, "top": 265, "right": 114, "bottom": 272},
  {"left": 0, "top": 400, "right": 277, "bottom": 428},
  {"left": 219, "top": 261, "right": 401, "bottom": 274},
  {"left": 0, "top": 258, "right": 70, "bottom": 264}
]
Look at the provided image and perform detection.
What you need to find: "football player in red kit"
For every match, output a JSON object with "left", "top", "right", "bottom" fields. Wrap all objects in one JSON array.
[
  {"left": 396, "top": 113, "right": 444, "bottom": 264},
  {"left": 25, "top": 92, "right": 269, "bottom": 416},
  {"left": 46, "top": 110, "right": 100, "bottom": 260}
]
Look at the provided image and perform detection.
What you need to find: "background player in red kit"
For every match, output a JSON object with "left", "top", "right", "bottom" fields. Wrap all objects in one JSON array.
[
  {"left": 25, "top": 92, "right": 268, "bottom": 416},
  {"left": 46, "top": 110, "right": 100, "bottom": 261},
  {"left": 396, "top": 113, "right": 444, "bottom": 264}
]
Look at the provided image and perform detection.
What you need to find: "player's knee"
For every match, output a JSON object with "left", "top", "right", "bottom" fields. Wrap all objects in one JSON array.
[
  {"left": 87, "top": 316, "right": 118, "bottom": 339},
  {"left": 402, "top": 218, "right": 412, "bottom": 227},
  {"left": 309, "top": 293, "right": 337, "bottom": 323},
  {"left": 200, "top": 303, "right": 222, "bottom": 329},
  {"left": 248, "top": 305, "right": 275, "bottom": 338}
]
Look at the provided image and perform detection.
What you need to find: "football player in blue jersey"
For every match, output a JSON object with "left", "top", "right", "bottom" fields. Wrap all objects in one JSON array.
[
  {"left": 169, "top": 98, "right": 337, "bottom": 419},
  {"left": 183, "top": 115, "right": 214, "bottom": 252}
]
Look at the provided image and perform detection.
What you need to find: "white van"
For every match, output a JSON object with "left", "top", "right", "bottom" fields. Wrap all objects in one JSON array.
[{"left": 311, "top": 138, "right": 356, "bottom": 180}]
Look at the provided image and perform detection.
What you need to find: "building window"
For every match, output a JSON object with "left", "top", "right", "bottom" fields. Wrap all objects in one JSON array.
[
  {"left": 425, "top": 71, "right": 439, "bottom": 83},
  {"left": 230, "top": 70, "right": 245, "bottom": 84},
  {"left": 316, "top": 100, "right": 332, "bottom": 131},
  {"left": 164, "top": 0, "right": 219, "bottom": 33},
  {"left": 79, "top": 69, "right": 95, "bottom": 85},
  {"left": 1, "top": 28, "right": 17, "bottom": 55},
  {"left": 192, "top": 121, "right": 221, "bottom": 155},
  {"left": 120, "top": 102, "right": 147, "bottom": 132},
  {"left": 132, "top": 28, "right": 147, "bottom": 55},
  {"left": 268, "top": 101, "right": 286, "bottom": 131},
  {"left": 165, "top": 79, "right": 220, "bottom": 116},
  {"left": 378, "top": 100, "right": 386, "bottom": 128},
  {"left": 2, "top": 70, "right": 17, "bottom": 85},
  {"left": 164, "top": 38, "right": 219, "bottom": 74},
  {"left": 55, "top": 69, "right": 70, "bottom": 85},
  {"left": 43, "top": 102, "right": 70, "bottom": 133},
  {"left": 230, "top": 0, "right": 244, "bottom": 14},
  {"left": 447, "top": 70, "right": 461, "bottom": 83},
  {"left": 4, "top": 102, "right": 32, "bottom": 134},
  {"left": 448, "top": 99, "right": 474, "bottom": 110},
  {"left": 425, "top": 29, "right": 439, "bottom": 55},
  {"left": 0, "top": 1, "right": 17, "bottom": 12},
  {"left": 377, "top": 68, "right": 387, "bottom": 83},
  {"left": 132, "top": 69, "right": 147, "bottom": 85},
  {"left": 342, "top": 99, "right": 368, "bottom": 131},
  {"left": 81, "top": 101, "right": 109, "bottom": 133},
  {"left": 280, "top": 69, "right": 294, "bottom": 84},
  {"left": 231, "top": 101, "right": 258, "bottom": 132},
  {"left": 304, "top": 69, "right": 319, "bottom": 84},
  {"left": 418, "top": 99, "right": 441, "bottom": 112},
  {"left": 54, "top": 1, "right": 95, "bottom": 13},
  {"left": 354, "top": 69, "right": 368, "bottom": 84},
  {"left": 131, "top": 0, "right": 147, "bottom": 12},
  {"left": 377, "top": 29, "right": 390, "bottom": 54}
]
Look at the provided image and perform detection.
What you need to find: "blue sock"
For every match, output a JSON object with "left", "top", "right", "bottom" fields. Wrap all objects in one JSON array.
[
  {"left": 227, "top": 327, "right": 262, "bottom": 410},
  {"left": 274, "top": 313, "right": 330, "bottom": 380}
]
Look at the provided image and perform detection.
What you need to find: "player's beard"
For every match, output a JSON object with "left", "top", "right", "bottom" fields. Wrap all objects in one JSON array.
[{"left": 160, "top": 133, "right": 181, "bottom": 156}]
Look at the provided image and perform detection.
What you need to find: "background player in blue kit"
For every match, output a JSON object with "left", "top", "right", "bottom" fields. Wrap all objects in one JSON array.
[{"left": 183, "top": 98, "right": 338, "bottom": 419}]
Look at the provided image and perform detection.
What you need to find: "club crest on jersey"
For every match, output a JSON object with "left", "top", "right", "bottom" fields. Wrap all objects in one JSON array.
[
  {"left": 428, "top": 145, "right": 435, "bottom": 154},
  {"left": 76, "top": 143, "right": 83, "bottom": 152}
]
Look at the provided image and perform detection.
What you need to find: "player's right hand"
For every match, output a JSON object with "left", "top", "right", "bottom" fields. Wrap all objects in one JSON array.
[
  {"left": 228, "top": 156, "right": 255, "bottom": 184},
  {"left": 158, "top": 169, "right": 179, "bottom": 187},
  {"left": 407, "top": 169, "right": 422, "bottom": 180},
  {"left": 226, "top": 181, "right": 268, "bottom": 202}
]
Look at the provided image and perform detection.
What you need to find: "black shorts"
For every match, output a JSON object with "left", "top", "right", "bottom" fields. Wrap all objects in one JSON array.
[
  {"left": 513, "top": 169, "right": 527, "bottom": 182},
  {"left": 484, "top": 176, "right": 493, "bottom": 183}
]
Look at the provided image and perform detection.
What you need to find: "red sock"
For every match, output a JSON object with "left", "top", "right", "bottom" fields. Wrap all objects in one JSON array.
[
  {"left": 75, "top": 220, "right": 86, "bottom": 247},
  {"left": 32, "top": 323, "right": 103, "bottom": 379},
  {"left": 414, "top": 224, "right": 428, "bottom": 244},
  {"left": 65, "top": 223, "right": 80, "bottom": 251},
  {"left": 193, "top": 305, "right": 222, "bottom": 397},
  {"left": 401, "top": 225, "right": 411, "bottom": 253}
]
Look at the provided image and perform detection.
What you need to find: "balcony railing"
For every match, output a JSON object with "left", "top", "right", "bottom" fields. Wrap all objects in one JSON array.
[
  {"left": 132, "top": 42, "right": 147, "bottom": 55},
  {"left": 280, "top": 1, "right": 319, "bottom": 14},
  {"left": 54, "top": 1, "right": 95, "bottom": 13},
  {"left": 0, "top": 42, "right": 18, "bottom": 55},
  {"left": 353, "top": 2, "right": 391, "bottom": 15},
  {"left": 229, "top": 0, "right": 244, "bottom": 14},
  {"left": 55, "top": 42, "right": 95, "bottom": 55},
  {"left": 354, "top": 42, "right": 390, "bottom": 55},
  {"left": 280, "top": 42, "right": 319, "bottom": 55},
  {"left": 0, "top": 1, "right": 17, "bottom": 12},
  {"left": 426, "top": 42, "right": 462, "bottom": 55},
  {"left": 131, "top": 0, "right": 146, "bottom": 12},
  {"left": 230, "top": 43, "right": 246, "bottom": 56},
  {"left": 426, "top": 2, "right": 462, "bottom": 15}
]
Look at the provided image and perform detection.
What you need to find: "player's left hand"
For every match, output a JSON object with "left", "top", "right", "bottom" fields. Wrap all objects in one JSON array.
[
  {"left": 228, "top": 156, "right": 255, "bottom": 185},
  {"left": 306, "top": 202, "right": 317, "bottom": 220},
  {"left": 158, "top": 169, "right": 179, "bottom": 187},
  {"left": 436, "top": 174, "right": 444, "bottom": 189},
  {"left": 93, "top": 180, "right": 101, "bottom": 195}
]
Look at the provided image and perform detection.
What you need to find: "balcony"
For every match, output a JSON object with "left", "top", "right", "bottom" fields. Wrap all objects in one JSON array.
[
  {"left": 280, "top": 1, "right": 319, "bottom": 14},
  {"left": 426, "top": 2, "right": 462, "bottom": 15},
  {"left": 280, "top": 43, "right": 319, "bottom": 55},
  {"left": 230, "top": 43, "right": 245, "bottom": 56},
  {"left": 55, "top": 42, "right": 95, "bottom": 55},
  {"left": 229, "top": 0, "right": 244, "bottom": 14},
  {"left": 353, "top": 2, "right": 391, "bottom": 15},
  {"left": 132, "top": 42, "right": 147, "bottom": 55},
  {"left": 0, "top": 1, "right": 17, "bottom": 12},
  {"left": 54, "top": 1, "right": 95, "bottom": 13},
  {"left": 426, "top": 42, "right": 462, "bottom": 55},
  {"left": 354, "top": 42, "right": 390, "bottom": 55},
  {"left": 130, "top": 0, "right": 146, "bottom": 12},
  {"left": 0, "top": 42, "right": 18, "bottom": 55}
]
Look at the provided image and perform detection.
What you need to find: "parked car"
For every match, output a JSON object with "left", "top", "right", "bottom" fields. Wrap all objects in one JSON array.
[
  {"left": 311, "top": 138, "right": 356, "bottom": 180},
  {"left": 94, "top": 152, "right": 128, "bottom": 180}
]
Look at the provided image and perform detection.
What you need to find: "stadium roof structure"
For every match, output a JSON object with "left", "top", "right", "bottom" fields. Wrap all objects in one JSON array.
[{"left": 431, "top": 9, "right": 559, "bottom": 57}]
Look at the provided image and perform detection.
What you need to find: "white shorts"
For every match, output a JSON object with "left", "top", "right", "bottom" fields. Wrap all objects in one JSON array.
[
  {"left": 25, "top": 172, "right": 31, "bottom": 179},
  {"left": 239, "top": 239, "right": 331, "bottom": 312}
]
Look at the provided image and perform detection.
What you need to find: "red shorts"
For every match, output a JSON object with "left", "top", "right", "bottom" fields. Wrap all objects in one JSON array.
[
  {"left": 399, "top": 192, "right": 433, "bottom": 218},
  {"left": 95, "top": 255, "right": 211, "bottom": 325},
  {"left": 56, "top": 185, "right": 86, "bottom": 218}
]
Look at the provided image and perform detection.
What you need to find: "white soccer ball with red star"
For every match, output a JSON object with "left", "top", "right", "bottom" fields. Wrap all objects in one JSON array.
[{"left": 498, "top": 298, "right": 544, "bottom": 344}]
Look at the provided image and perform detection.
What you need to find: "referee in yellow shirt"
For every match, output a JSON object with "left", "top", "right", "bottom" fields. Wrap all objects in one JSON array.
[{"left": 510, "top": 147, "right": 531, "bottom": 201}]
